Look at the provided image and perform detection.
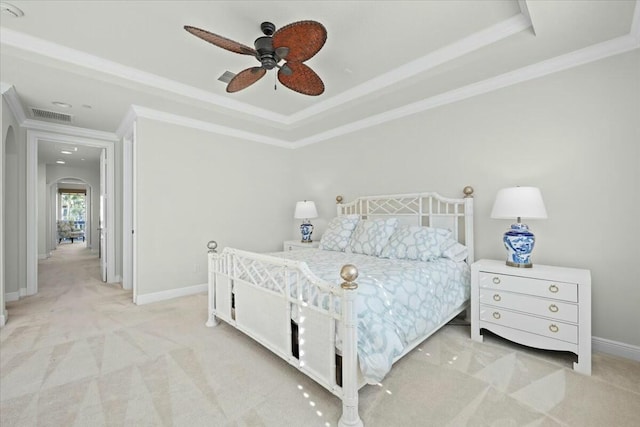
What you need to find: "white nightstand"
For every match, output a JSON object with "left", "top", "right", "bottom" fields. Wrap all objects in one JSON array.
[
  {"left": 471, "top": 259, "right": 592, "bottom": 375},
  {"left": 283, "top": 240, "right": 320, "bottom": 251}
]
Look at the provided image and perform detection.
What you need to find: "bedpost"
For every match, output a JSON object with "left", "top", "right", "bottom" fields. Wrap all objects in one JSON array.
[
  {"left": 206, "top": 240, "right": 220, "bottom": 327},
  {"left": 336, "top": 195, "right": 344, "bottom": 216},
  {"left": 462, "top": 186, "right": 474, "bottom": 264},
  {"left": 338, "top": 264, "right": 364, "bottom": 427}
]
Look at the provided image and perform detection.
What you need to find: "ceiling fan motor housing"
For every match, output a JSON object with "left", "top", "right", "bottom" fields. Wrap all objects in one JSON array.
[{"left": 254, "top": 36, "right": 279, "bottom": 70}]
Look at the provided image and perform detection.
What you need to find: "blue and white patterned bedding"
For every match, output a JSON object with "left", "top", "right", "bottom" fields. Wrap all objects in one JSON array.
[{"left": 269, "top": 248, "right": 470, "bottom": 383}]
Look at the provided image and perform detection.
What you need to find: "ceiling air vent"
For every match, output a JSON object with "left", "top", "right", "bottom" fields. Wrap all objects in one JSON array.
[
  {"left": 218, "top": 71, "right": 236, "bottom": 83},
  {"left": 30, "top": 107, "right": 73, "bottom": 123}
]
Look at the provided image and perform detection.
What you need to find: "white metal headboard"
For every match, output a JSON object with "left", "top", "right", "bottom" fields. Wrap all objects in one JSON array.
[{"left": 336, "top": 186, "right": 474, "bottom": 264}]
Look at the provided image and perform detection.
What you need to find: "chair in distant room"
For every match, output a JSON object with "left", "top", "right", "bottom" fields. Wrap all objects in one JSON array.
[{"left": 57, "top": 220, "right": 85, "bottom": 244}]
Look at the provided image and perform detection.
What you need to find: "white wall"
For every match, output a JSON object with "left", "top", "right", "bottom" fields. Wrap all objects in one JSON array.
[
  {"left": 134, "top": 118, "right": 294, "bottom": 296},
  {"left": 292, "top": 50, "right": 640, "bottom": 347}
]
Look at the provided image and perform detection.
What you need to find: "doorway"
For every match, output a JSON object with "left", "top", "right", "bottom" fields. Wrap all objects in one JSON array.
[{"left": 26, "top": 130, "right": 116, "bottom": 295}]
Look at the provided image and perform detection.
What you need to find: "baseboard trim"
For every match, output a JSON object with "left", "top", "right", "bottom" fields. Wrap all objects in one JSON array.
[
  {"left": 0, "top": 310, "right": 7, "bottom": 327},
  {"left": 5, "top": 291, "right": 19, "bottom": 302},
  {"left": 38, "top": 253, "right": 49, "bottom": 260},
  {"left": 135, "top": 283, "right": 207, "bottom": 305},
  {"left": 593, "top": 336, "right": 640, "bottom": 361}
]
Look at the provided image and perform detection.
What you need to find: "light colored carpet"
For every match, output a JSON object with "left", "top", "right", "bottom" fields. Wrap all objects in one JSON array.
[{"left": 1, "top": 243, "right": 639, "bottom": 426}]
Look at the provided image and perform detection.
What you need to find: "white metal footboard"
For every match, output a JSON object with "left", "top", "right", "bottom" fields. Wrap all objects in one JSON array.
[{"left": 206, "top": 241, "right": 363, "bottom": 427}]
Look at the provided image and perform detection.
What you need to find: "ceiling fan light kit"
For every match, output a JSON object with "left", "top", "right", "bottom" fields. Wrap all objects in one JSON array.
[{"left": 184, "top": 20, "right": 327, "bottom": 96}]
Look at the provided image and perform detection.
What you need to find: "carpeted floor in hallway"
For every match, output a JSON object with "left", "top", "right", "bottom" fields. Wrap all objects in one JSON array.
[{"left": 1, "top": 242, "right": 639, "bottom": 426}]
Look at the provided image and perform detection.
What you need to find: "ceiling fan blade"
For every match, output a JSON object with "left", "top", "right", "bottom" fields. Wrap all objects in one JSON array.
[
  {"left": 184, "top": 25, "right": 257, "bottom": 56},
  {"left": 272, "top": 21, "right": 327, "bottom": 62},
  {"left": 227, "top": 67, "right": 266, "bottom": 93},
  {"left": 277, "top": 62, "right": 324, "bottom": 96}
]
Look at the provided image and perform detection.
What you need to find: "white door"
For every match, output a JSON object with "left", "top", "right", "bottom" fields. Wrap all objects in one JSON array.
[{"left": 99, "top": 148, "right": 107, "bottom": 282}]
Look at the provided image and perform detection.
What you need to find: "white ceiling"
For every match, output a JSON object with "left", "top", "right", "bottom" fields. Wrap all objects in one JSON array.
[{"left": 1, "top": 0, "right": 638, "bottom": 157}]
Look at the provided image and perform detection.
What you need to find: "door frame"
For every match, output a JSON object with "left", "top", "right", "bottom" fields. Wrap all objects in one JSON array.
[
  {"left": 26, "top": 130, "right": 116, "bottom": 294},
  {"left": 121, "top": 122, "right": 136, "bottom": 300}
]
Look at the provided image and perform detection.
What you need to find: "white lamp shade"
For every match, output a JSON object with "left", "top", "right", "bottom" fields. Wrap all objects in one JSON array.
[
  {"left": 294, "top": 201, "right": 318, "bottom": 219},
  {"left": 490, "top": 187, "right": 548, "bottom": 220}
]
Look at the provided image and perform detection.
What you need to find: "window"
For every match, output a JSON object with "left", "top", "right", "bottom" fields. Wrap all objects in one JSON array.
[{"left": 59, "top": 189, "right": 86, "bottom": 230}]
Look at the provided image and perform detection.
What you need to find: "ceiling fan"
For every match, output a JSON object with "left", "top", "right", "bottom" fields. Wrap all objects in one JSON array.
[{"left": 184, "top": 20, "right": 327, "bottom": 96}]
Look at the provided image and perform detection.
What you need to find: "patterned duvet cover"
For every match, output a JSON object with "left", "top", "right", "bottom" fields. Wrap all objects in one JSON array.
[{"left": 269, "top": 248, "right": 470, "bottom": 383}]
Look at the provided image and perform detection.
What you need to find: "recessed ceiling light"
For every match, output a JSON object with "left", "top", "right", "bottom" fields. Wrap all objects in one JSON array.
[
  {"left": 0, "top": 2, "right": 24, "bottom": 17},
  {"left": 56, "top": 160, "right": 66, "bottom": 164},
  {"left": 52, "top": 101, "right": 72, "bottom": 108},
  {"left": 61, "top": 150, "right": 73, "bottom": 155}
]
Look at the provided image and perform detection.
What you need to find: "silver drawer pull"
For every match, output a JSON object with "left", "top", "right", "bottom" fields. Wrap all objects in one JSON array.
[
  {"left": 549, "top": 324, "right": 559, "bottom": 333},
  {"left": 548, "top": 284, "right": 559, "bottom": 293},
  {"left": 492, "top": 276, "right": 501, "bottom": 285},
  {"left": 492, "top": 312, "right": 501, "bottom": 320},
  {"left": 549, "top": 304, "right": 559, "bottom": 313},
  {"left": 493, "top": 294, "right": 501, "bottom": 302}
]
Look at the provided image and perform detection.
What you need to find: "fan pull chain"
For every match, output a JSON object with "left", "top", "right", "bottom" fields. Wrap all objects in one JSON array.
[{"left": 274, "top": 72, "right": 277, "bottom": 91}]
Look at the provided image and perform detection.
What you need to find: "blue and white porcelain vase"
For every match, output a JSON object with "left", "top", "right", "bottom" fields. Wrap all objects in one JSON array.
[
  {"left": 503, "top": 223, "right": 535, "bottom": 268},
  {"left": 300, "top": 222, "right": 314, "bottom": 243}
]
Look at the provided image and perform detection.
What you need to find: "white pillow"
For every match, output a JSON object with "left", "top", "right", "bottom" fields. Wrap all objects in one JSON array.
[
  {"left": 319, "top": 215, "right": 359, "bottom": 252},
  {"left": 380, "top": 225, "right": 452, "bottom": 261},
  {"left": 441, "top": 238, "right": 469, "bottom": 262},
  {"left": 349, "top": 218, "right": 399, "bottom": 256}
]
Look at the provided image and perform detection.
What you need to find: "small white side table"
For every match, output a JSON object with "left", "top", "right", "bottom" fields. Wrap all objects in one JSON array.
[
  {"left": 471, "top": 259, "right": 592, "bottom": 375},
  {"left": 283, "top": 240, "right": 320, "bottom": 251}
]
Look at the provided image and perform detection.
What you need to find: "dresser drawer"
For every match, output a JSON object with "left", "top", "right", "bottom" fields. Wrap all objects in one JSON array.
[
  {"left": 478, "top": 272, "right": 577, "bottom": 302},
  {"left": 479, "top": 290, "right": 578, "bottom": 323},
  {"left": 480, "top": 305, "right": 578, "bottom": 344}
]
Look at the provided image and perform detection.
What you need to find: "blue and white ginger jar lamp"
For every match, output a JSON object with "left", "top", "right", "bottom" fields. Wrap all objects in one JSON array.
[
  {"left": 294, "top": 200, "right": 318, "bottom": 243},
  {"left": 491, "top": 187, "right": 547, "bottom": 268}
]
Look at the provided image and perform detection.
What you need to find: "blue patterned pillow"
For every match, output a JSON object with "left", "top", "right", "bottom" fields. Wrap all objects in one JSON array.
[
  {"left": 319, "top": 215, "right": 359, "bottom": 251},
  {"left": 348, "top": 218, "right": 399, "bottom": 256},
  {"left": 380, "top": 225, "right": 452, "bottom": 261}
]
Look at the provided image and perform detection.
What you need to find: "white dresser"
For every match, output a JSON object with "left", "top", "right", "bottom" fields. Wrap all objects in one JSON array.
[
  {"left": 283, "top": 240, "right": 320, "bottom": 251},
  {"left": 471, "top": 259, "right": 591, "bottom": 375}
]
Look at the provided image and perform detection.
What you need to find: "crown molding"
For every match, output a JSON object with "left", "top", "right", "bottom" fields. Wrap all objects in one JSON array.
[
  {"left": 3, "top": 1, "right": 638, "bottom": 148},
  {"left": 120, "top": 28, "right": 639, "bottom": 150},
  {"left": 286, "top": 12, "right": 533, "bottom": 125},
  {"left": 22, "top": 119, "right": 119, "bottom": 142},
  {"left": 0, "top": 10, "right": 532, "bottom": 128},
  {"left": 130, "top": 105, "right": 294, "bottom": 149},
  {"left": 1, "top": 83, "right": 27, "bottom": 123},
  {"left": 518, "top": 0, "right": 536, "bottom": 35},
  {"left": 295, "top": 33, "right": 640, "bottom": 147},
  {"left": 116, "top": 105, "right": 138, "bottom": 139},
  {"left": 0, "top": 27, "right": 287, "bottom": 125},
  {"left": 632, "top": 0, "right": 640, "bottom": 43}
]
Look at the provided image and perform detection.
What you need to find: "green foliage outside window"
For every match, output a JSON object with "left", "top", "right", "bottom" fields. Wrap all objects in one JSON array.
[{"left": 61, "top": 193, "right": 86, "bottom": 222}]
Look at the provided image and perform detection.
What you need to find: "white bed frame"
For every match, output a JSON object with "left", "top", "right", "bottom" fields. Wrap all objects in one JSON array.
[{"left": 206, "top": 187, "right": 474, "bottom": 427}]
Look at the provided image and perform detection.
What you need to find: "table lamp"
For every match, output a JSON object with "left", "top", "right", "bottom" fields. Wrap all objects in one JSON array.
[
  {"left": 491, "top": 187, "right": 547, "bottom": 268},
  {"left": 294, "top": 200, "right": 318, "bottom": 243}
]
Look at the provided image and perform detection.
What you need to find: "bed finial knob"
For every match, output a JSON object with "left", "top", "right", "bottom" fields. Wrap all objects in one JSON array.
[
  {"left": 336, "top": 195, "right": 343, "bottom": 204},
  {"left": 463, "top": 186, "right": 474, "bottom": 198},
  {"left": 340, "top": 264, "right": 359, "bottom": 290},
  {"left": 207, "top": 240, "right": 218, "bottom": 253}
]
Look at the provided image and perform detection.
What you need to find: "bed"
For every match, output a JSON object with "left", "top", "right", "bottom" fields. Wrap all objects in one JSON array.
[{"left": 206, "top": 187, "right": 474, "bottom": 427}]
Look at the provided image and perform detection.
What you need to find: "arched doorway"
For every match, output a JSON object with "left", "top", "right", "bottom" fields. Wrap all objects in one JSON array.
[{"left": 2, "top": 125, "right": 19, "bottom": 324}]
